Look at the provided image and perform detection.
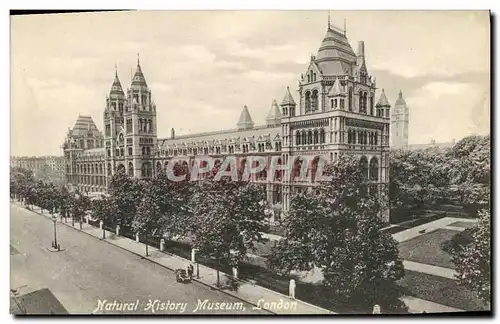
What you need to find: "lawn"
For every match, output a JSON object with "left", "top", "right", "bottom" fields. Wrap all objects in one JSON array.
[
  {"left": 448, "top": 221, "right": 477, "bottom": 229},
  {"left": 398, "top": 229, "right": 457, "bottom": 269},
  {"left": 399, "top": 270, "right": 489, "bottom": 311}
]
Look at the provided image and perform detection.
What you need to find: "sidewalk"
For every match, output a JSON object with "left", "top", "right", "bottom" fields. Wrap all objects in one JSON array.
[
  {"left": 18, "top": 202, "right": 334, "bottom": 315},
  {"left": 399, "top": 296, "right": 463, "bottom": 313},
  {"left": 403, "top": 261, "right": 457, "bottom": 280},
  {"left": 392, "top": 217, "right": 474, "bottom": 243}
]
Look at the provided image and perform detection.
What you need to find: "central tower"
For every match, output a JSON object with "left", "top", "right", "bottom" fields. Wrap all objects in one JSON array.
[{"left": 103, "top": 56, "right": 158, "bottom": 182}]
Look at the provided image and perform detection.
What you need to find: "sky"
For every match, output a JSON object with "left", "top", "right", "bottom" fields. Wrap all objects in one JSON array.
[{"left": 10, "top": 10, "right": 490, "bottom": 156}]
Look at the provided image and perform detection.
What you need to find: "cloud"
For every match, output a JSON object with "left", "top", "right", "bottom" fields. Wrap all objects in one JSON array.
[
  {"left": 9, "top": 11, "right": 491, "bottom": 156},
  {"left": 242, "top": 70, "right": 295, "bottom": 82},
  {"left": 406, "top": 81, "right": 489, "bottom": 144}
]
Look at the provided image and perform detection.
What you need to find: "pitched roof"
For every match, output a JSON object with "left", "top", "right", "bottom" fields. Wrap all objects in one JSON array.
[
  {"left": 131, "top": 57, "right": 148, "bottom": 88},
  {"left": 315, "top": 27, "right": 357, "bottom": 76},
  {"left": 281, "top": 87, "right": 296, "bottom": 106},
  {"left": 266, "top": 99, "right": 282, "bottom": 120},
  {"left": 109, "top": 71, "right": 124, "bottom": 97},
  {"left": 69, "top": 115, "right": 102, "bottom": 137},
  {"left": 237, "top": 105, "right": 255, "bottom": 130},
  {"left": 376, "top": 89, "right": 391, "bottom": 107},
  {"left": 328, "top": 78, "right": 345, "bottom": 97}
]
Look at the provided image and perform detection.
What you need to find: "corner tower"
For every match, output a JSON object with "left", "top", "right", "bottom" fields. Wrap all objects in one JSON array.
[
  {"left": 103, "top": 66, "right": 126, "bottom": 182},
  {"left": 123, "top": 55, "right": 158, "bottom": 178}
]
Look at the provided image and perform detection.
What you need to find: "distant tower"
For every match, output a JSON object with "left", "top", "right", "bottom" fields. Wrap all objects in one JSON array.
[
  {"left": 391, "top": 90, "right": 409, "bottom": 150},
  {"left": 171, "top": 128, "right": 176, "bottom": 139}
]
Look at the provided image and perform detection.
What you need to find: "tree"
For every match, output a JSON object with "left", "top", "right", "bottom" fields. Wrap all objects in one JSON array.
[
  {"left": 453, "top": 209, "right": 491, "bottom": 305},
  {"left": 57, "top": 186, "right": 72, "bottom": 221},
  {"left": 10, "top": 167, "right": 34, "bottom": 201},
  {"left": 132, "top": 179, "right": 165, "bottom": 256},
  {"left": 91, "top": 194, "right": 117, "bottom": 239},
  {"left": 108, "top": 173, "right": 142, "bottom": 230},
  {"left": 269, "top": 155, "right": 404, "bottom": 304},
  {"left": 71, "top": 191, "right": 90, "bottom": 229},
  {"left": 189, "top": 166, "right": 268, "bottom": 287}
]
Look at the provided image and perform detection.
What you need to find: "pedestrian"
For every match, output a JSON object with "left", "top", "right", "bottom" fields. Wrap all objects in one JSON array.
[{"left": 187, "top": 264, "right": 194, "bottom": 278}]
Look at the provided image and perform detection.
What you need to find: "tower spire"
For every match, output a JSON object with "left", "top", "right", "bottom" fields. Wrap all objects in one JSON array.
[
  {"left": 115, "top": 63, "right": 118, "bottom": 77},
  {"left": 137, "top": 52, "right": 140, "bottom": 66},
  {"left": 328, "top": 11, "right": 331, "bottom": 30},
  {"left": 344, "top": 19, "right": 346, "bottom": 36}
]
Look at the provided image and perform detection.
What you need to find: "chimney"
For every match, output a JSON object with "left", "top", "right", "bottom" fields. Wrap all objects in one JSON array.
[
  {"left": 171, "top": 128, "right": 175, "bottom": 139},
  {"left": 357, "top": 41, "right": 365, "bottom": 58},
  {"left": 356, "top": 41, "right": 366, "bottom": 68}
]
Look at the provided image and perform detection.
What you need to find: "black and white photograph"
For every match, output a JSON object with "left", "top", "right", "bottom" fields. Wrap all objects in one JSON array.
[{"left": 8, "top": 9, "right": 491, "bottom": 316}]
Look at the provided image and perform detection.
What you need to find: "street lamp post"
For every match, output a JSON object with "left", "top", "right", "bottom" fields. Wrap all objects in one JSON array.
[{"left": 52, "top": 214, "right": 60, "bottom": 251}]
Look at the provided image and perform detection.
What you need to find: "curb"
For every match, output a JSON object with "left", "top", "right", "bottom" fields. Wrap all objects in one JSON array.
[{"left": 18, "top": 203, "right": 276, "bottom": 314}]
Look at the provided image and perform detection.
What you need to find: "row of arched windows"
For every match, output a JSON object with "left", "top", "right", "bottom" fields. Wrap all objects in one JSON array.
[
  {"left": 139, "top": 119, "right": 152, "bottom": 134},
  {"left": 162, "top": 141, "right": 282, "bottom": 157},
  {"left": 304, "top": 90, "right": 319, "bottom": 113},
  {"left": 347, "top": 130, "right": 379, "bottom": 145},
  {"left": 77, "top": 163, "right": 104, "bottom": 175},
  {"left": 295, "top": 129, "right": 326, "bottom": 146},
  {"left": 307, "top": 71, "right": 317, "bottom": 83},
  {"left": 77, "top": 175, "right": 106, "bottom": 186}
]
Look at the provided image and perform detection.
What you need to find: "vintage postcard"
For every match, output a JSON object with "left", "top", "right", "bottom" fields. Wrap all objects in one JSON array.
[{"left": 9, "top": 10, "right": 491, "bottom": 315}]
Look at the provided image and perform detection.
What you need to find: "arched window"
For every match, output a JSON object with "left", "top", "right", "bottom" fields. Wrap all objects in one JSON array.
[
  {"left": 359, "top": 90, "right": 363, "bottom": 112},
  {"left": 370, "top": 96, "right": 374, "bottom": 115},
  {"left": 275, "top": 158, "right": 283, "bottom": 181},
  {"left": 305, "top": 91, "right": 311, "bottom": 113},
  {"left": 374, "top": 132, "right": 378, "bottom": 146},
  {"left": 301, "top": 130, "right": 307, "bottom": 144},
  {"left": 296, "top": 131, "right": 301, "bottom": 145},
  {"left": 141, "top": 162, "right": 152, "bottom": 178},
  {"left": 156, "top": 161, "right": 162, "bottom": 175},
  {"left": 307, "top": 75, "right": 310, "bottom": 83},
  {"left": 313, "top": 130, "right": 319, "bottom": 144},
  {"left": 319, "top": 128, "right": 326, "bottom": 143},
  {"left": 99, "top": 164, "right": 103, "bottom": 174},
  {"left": 353, "top": 131, "right": 357, "bottom": 144},
  {"left": 369, "top": 157, "right": 379, "bottom": 181},
  {"left": 311, "top": 90, "right": 318, "bottom": 112},
  {"left": 360, "top": 156, "right": 369, "bottom": 179},
  {"left": 107, "top": 163, "right": 112, "bottom": 176},
  {"left": 307, "top": 130, "right": 313, "bottom": 145},
  {"left": 363, "top": 93, "right": 368, "bottom": 112}
]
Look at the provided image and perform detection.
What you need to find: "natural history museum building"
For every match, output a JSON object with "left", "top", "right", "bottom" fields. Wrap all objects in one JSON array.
[{"left": 62, "top": 21, "right": 392, "bottom": 221}]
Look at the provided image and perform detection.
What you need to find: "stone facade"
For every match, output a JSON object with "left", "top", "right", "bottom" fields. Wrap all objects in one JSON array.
[{"left": 62, "top": 22, "right": 392, "bottom": 222}]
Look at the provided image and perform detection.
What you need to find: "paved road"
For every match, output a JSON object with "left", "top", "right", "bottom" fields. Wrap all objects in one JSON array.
[{"left": 10, "top": 203, "right": 269, "bottom": 315}]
